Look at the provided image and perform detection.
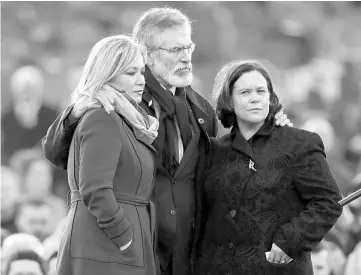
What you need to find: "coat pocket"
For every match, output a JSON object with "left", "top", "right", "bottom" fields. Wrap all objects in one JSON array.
[
  {"left": 70, "top": 202, "right": 144, "bottom": 267},
  {"left": 263, "top": 251, "right": 308, "bottom": 273}
]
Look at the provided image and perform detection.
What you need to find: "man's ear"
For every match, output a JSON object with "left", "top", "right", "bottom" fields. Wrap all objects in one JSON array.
[{"left": 147, "top": 50, "right": 155, "bottom": 67}]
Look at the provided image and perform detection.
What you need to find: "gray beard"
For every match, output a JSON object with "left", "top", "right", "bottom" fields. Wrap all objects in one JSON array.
[{"left": 151, "top": 62, "right": 193, "bottom": 88}]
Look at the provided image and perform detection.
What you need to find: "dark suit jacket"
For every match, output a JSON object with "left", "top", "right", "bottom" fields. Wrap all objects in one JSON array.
[
  {"left": 195, "top": 121, "right": 343, "bottom": 275},
  {"left": 56, "top": 109, "right": 157, "bottom": 275}
]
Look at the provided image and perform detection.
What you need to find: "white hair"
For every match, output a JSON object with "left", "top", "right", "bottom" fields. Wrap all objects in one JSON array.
[
  {"left": 132, "top": 7, "right": 192, "bottom": 49},
  {"left": 71, "top": 35, "right": 147, "bottom": 104},
  {"left": 10, "top": 66, "right": 44, "bottom": 94},
  {"left": 2, "top": 233, "right": 45, "bottom": 262}
]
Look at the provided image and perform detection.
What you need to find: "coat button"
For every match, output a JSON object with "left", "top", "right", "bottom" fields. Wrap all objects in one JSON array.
[
  {"left": 170, "top": 210, "right": 176, "bottom": 216},
  {"left": 228, "top": 242, "right": 234, "bottom": 249},
  {"left": 198, "top": 118, "right": 204, "bottom": 124},
  {"left": 230, "top": 210, "right": 236, "bottom": 218}
]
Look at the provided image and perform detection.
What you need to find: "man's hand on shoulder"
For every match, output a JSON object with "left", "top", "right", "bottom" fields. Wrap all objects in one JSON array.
[
  {"left": 72, "top": 94, "right": 101, "bottom": 118},
  {"left": 72, "top": 84, "right": 128, "bottom": 119},
  {"left": 95, "top": 83, "right": 133, "bottom": 115},
  {"left": 94, "top": 84, "right": 119, "bottom": 114},
  {"left": 274, "top": 108, "right": 293, "bottom": 127}
]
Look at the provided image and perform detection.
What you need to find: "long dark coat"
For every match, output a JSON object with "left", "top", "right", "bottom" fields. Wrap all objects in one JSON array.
[
  {"left": 195, "top": 121, "right": 343, "bottom": 275},
  {"left": 56, "top": 109, "right": 157, "bottom": 275},
  {"left": 42, "top": 68, "right": 218, "bottom": 275}
]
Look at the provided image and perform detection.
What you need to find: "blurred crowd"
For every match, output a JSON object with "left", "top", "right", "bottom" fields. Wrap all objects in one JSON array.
[{"left": 1, "top": 2, "right": 361, "bottom": 275}]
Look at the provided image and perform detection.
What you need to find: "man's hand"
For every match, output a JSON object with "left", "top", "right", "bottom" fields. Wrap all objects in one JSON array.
[
  {"left": 266, "top": 243, "right": 293, "bottom": 264},
  {"left": 72, "top": 94, "right": 102, "bottom": 118},
  {"left": 94, "top": 83, "right": 120, "bottom": 114},
  {"left": 72, "top": 84, "right": 122, "bottom": 118},
  {"left": 95, "top": 84, "right": 139, "bottom": 116},
  {"left": 274, "top": 109, "right": 293, "bottom": 127}
]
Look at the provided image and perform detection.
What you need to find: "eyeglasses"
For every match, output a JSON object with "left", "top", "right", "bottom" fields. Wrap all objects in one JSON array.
[{"left": 157, "top": 42, "right": 196, "bottom": 57}]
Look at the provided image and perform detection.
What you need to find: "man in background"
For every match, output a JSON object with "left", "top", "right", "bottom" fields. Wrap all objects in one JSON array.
[{"left": 1, "top": 65, "right": 58, "bottom": 163}]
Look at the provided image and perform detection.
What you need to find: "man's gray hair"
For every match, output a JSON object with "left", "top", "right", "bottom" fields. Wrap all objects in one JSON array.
[{"left": 132, "top": 7, "right": 192, "bottom": 49}]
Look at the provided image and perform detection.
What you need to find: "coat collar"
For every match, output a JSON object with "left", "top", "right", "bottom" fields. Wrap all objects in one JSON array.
[
  {"left": 121, "top": 115, "right": 157, "bottom": 154},
  {"left": 143, "top": 66, "right": 210, "bottom": 137},
  {"left": 230, "top": 119, "right": 275, "bottom": 159},
  {"left": 254, "top": 118, "right": 275, "bottom": 137},
  {"left": 132, "top": 127, "right": 157, "bottom": 153},
  {"left": 184, "top": 85, "right": 209, "bottom": 136}
]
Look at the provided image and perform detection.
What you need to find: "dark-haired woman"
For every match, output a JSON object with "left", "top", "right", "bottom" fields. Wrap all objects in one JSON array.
[{"left": 195, "top": 60, "right": 343, "bottom": 275}]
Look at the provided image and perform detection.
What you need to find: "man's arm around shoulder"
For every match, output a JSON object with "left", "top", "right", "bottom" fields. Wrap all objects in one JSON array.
[{"left": 42, "top": 104, "right": 80, "bottom": 170}]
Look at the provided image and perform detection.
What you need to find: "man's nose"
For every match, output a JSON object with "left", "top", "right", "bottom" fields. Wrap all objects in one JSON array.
[{"left": 180, "top": 48, "right": 192, "bottom": 63}]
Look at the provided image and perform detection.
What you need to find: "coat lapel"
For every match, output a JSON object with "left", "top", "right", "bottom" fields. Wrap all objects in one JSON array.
[
  {"left": 140, "top": 87, "right": 156, "bottom": 117},
  {"left": 119, "top": 115, "right": 157, "bottom": 154},
  {"left": 140, "top": 67, "right": 211, "bottom": 155},
  {"left": 132, "top": 128, "right": 157, "bottom": 153},
  {"left": 184, "top": 86, "right": 209, "bottom": 138},
  {"left": 173, "top": 111, "right": 201, "bottom": 178},
  {"left": 230, "top": 120, "right": 275, "bottom": 161},
  {"left": 231, "top": 126, "right": 255, "bottom": 161}
]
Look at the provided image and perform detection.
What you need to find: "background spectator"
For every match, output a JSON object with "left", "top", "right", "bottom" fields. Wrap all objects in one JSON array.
[
  {"left": 15, "top": 199, "right": 55, "bottom": 242},
  {"left": 1, "top": 66, "right": 58, "bottom": 161},
  {"left": 10, "top": 148, "right": 67, "bottom": 230},
  {"left": 4, "top": 250, "right": 47, "bottom": 275},
  {"left": 1, "top": 233, "right": 45, "bottom": 274},
  {"left": 311, "top": 242, "right": 332, "bottom": 275},
  {"left": 344, "top": 241, "right": 361, "bottom": 275},
  {"left": 1, "top": 167, "right": 21, "bottom": 234}
]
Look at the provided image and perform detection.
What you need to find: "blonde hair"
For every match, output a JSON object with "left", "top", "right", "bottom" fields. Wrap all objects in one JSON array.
[
  {"left": 132, "top": 7, "right": 192, "bottom": 49},
  {"left": 72, "top": 35, "right": 147, "bottom": 103}
]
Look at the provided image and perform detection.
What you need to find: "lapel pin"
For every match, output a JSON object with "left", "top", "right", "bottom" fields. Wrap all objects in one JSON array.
[
  {"left": 198, "top": 118, "right": 205, "bottom": 124},
  {"left": 148, "top": 100, "right": 153, "bottom": 107}
]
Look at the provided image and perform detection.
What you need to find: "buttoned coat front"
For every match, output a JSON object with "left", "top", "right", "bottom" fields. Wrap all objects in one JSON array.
[
  {"left": 195, "top": 121, "right": 343, "bottom": 275},
  {"left": 56, "top": 109, "right": 157, "bottom": 275}
]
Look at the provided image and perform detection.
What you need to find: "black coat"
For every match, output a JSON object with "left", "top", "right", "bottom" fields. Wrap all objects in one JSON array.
[{"left": 195, "top": 121, "right": 343, "bottom": 275}]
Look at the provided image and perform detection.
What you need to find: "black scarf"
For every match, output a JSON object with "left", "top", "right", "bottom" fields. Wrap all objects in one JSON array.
[{"left": 144, "top": 67, "right": 193, "bottom": 177}]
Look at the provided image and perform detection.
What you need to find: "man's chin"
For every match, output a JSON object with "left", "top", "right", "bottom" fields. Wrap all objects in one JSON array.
[{"left": 168, "top": 74, "right": 193, "bottom": 88}]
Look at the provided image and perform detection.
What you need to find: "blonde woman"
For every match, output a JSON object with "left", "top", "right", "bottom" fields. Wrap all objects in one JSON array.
[{"left": 55, "top": 35, "right": 159, "bottom": 275}]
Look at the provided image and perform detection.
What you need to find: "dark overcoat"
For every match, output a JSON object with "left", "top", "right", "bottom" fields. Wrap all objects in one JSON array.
[
  {"left": 56, "top": 109, "right": 157, "bottom": 275},
  {"left": 195, "top": 121, "right": 343, "bottom": 275}
]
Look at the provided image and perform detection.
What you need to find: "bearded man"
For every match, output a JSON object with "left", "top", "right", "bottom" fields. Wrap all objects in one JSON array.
[{"left": 42, "top": 7, "right": 291, "bottom": 275}]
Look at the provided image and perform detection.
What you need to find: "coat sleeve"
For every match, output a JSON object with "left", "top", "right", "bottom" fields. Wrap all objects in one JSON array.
[
  {"left": 78, "top": 110, "right": 133, "bottom": 248},
  {"left": 273, "top": 132, "right": 343, "bottom": 258},
  {"left": 42, "top": 104, "right": 79, "bottom": 170}
]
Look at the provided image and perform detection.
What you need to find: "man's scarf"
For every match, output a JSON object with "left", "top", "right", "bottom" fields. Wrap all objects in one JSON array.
[{"left": 144, "top": 68, "right": 192, "bottom": 177}]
